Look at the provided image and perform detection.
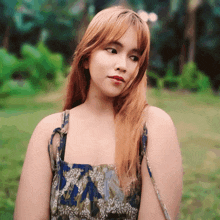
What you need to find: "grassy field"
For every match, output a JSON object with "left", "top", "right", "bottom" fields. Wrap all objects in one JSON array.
[{"left": 0, "top": 88, "right": 220, "bottom": 219}]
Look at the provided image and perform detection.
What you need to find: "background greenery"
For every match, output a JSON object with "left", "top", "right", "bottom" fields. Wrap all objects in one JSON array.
[
  {"left": 0, "top": 0, "right": 220, "bottom": 93},
  {"left": 0, "top": 0, "right": 220, "bottom": 219}
]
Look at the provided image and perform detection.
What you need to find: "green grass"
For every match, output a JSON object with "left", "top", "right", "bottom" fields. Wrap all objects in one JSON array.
[
  {"left": 0, "top": 91, "right": 62, "bottom": 220},
  {"left": 0, "top": 88, "right": 220, "bottom": 219},
  {"left": 148, "top": 88, "right": 220, "bottom": 219}
]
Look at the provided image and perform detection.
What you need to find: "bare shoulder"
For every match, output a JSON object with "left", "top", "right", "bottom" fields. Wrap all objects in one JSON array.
[
  {"left": 144, "top": 105, "right": 174, "bottom": 127},
  {"left": 143, "top": 105, "right": 181, "bottom": 166},
  {"left": 34, "top": 111, "right": 63, "bottom": 137},
  {"left": 143, "top": 105, "right": 178, "bottom": 144}
]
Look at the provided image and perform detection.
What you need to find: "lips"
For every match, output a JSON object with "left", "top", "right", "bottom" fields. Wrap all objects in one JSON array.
[{"left": 108, "top": 75, "right": 125, "bottom": 82}]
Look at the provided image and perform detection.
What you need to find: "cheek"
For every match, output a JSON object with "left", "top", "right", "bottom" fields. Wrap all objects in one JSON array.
[
  {"left": 89, "top": 53, "right": 109, "bottom": 72},
  {"left": 126, "top": 67, "right": 139, "bottom": 87},
  {"left": 130, "top": 65, "right": 139, "bottom": 79}
]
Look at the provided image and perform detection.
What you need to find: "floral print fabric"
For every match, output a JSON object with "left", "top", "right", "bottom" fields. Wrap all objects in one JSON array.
[{"left": 48, "top": 110, "right": 170, "bottom": 220}]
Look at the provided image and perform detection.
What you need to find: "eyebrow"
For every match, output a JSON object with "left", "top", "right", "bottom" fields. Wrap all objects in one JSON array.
[{"left": 108, "top": 41, "right": 141, "bottom": 55}]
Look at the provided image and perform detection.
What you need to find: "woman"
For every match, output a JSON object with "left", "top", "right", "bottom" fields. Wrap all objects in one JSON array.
[{"left": 14, "top": 6, "right": 183, "bottom": 219}]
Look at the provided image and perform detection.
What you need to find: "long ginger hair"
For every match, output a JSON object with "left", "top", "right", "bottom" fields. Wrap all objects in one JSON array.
[{"left": 63, "top": 6, "right": 150, "bottom": 196}]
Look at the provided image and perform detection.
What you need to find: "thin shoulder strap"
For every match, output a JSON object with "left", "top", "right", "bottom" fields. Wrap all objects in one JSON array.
[
  {"left": 61, "top": 110, "right": 70, "bottom": 131},
  {"left": 48, "top": 110, "right": 70, "bottom": 172},
  {"left": 145, "top": 156, "right": 171, "bottom": 220},
  {"left": 60, "top": 110, "right": 70, "bottom": 160},
  {"left": 141, "top": 124, "right": 171, "bottom": 220}
]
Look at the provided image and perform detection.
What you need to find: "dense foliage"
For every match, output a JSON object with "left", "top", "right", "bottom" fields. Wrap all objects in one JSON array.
[
  {"left": 0, "top": 42, "right": 66, "bottom": 97},
  {"left": 148, "top": 61, "right": 212, "bottom": 93},
  {"left": 0, "top": 0, "right": 219, "bottom": 93}
]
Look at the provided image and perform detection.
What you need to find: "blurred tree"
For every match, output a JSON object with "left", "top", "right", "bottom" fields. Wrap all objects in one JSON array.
[
  {"left": 196, "top": 0, "right": 220, "bottom": 91},
  {"left": 178, "top": 0, "right": 203, "bottom": 75},
  {"left": 140, "top": 0, "right": 220, "bottom": 91},
  {"left": 0, "top": 0, "right": 82, "bottom": 62},
  {"left": 76, "top": 0, "right": 90, "bottom": 44},
  {"left": 170, "top": 0, "right": 183, "bottom": 15},
  {"left": 0, "top": 0, "right": 219, "bottom": 90},
  {"left": 185, "top": 0, "right": 202, "bottom": 62},
  {"left": 0, "top": 0, "right": 18, "bottom": 50},
  {"left": 147, "top": 0, "right": 185, "bottom": 78}
]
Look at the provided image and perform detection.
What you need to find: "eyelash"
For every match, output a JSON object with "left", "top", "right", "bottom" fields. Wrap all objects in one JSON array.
[
  {"left": 130, "top": 56, "right": 139, "bottom": 62},
  {"left": 105, "top": 48, "right": 139, "bottom": 62},
  {"left": 106, "top": 48, "right": 117, "bottom": 54}
]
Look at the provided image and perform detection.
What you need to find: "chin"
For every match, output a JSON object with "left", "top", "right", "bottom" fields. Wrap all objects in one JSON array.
[
  {"left": 101, "top": 88, "right": 122, "bottom": 98},
  {"left": 104, "top": 94, "right": 119, "bottom": 100},
  {"left": 105, "top": 91, "right": 123, "bottom": 98}
]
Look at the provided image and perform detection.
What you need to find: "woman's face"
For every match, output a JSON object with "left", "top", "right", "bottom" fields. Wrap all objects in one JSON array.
[{"left": 85, "top": 26, "right": 140, "bottom": 99}]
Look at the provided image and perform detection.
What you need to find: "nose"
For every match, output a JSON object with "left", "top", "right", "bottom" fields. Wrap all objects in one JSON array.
[{"left": 115, "top": 55, "right": 127, "bottom": 73}]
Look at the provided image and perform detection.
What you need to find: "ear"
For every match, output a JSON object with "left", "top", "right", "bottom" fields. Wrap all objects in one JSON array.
[{"left": 84, "top": 59, "right": 89, "bottom": 69}]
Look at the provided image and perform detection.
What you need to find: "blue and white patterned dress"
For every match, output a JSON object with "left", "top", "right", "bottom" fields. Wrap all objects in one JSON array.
[{"left": 48, "top": 110, "right": 170, "bottom": 219}]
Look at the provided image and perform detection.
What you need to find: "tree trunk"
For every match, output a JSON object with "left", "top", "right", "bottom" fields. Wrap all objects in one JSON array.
[
  {"left": 77, "top": 0, "right": 89, "bottom": 44},
  {"left": 180, "top": 0, "right": 202, "bottom": 73},
  {"left": 3, "top": 26, "right": 10, "bottom": 51},
  {"left": 179, "top": 44, "right": 186, "bottom": 74},
  {"left": 186, "top": 0, "right": 197, "bottom": 63}
]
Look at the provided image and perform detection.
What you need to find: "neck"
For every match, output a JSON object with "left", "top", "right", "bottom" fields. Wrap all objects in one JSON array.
[{"left": 83, "top": 91, "right": 115, "bottom": 118}]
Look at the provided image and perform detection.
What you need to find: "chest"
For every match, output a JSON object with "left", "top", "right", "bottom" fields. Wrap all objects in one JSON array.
[{"left": 64, "top": 116, "right": 116, "bottom": 165}]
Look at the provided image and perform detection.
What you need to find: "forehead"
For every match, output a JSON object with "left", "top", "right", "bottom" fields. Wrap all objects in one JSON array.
[
  {"left": 103, "top": 26, "right": 139, "bottom": 51},
  {"left": 116, "top": 27, "right": 138, "bottom": 49}
]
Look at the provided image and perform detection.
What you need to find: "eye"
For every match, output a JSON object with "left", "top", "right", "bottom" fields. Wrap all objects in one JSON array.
[
  {"left": 130, "top": 55, "right": 139, "bottom": 62},
  {"left": 106, "top": 48, "right": 117, "bottom": 54}
]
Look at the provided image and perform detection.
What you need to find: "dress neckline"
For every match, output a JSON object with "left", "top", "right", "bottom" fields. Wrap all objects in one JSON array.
[{"left": 60, "top": 158, "right": 115, "bottom": 168}]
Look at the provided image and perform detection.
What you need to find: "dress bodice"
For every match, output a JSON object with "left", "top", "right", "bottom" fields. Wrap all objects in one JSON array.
[{"left": 48, "top": 110, "right": 170, "bottom": 220}]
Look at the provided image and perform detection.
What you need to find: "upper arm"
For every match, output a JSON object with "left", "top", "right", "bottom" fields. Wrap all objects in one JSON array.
[
  {"left": 14, "top": 113, "right": 61, "bottom": 220},
  {"left": 138, "top": 106, "right": 183, "bottom": 220}
]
